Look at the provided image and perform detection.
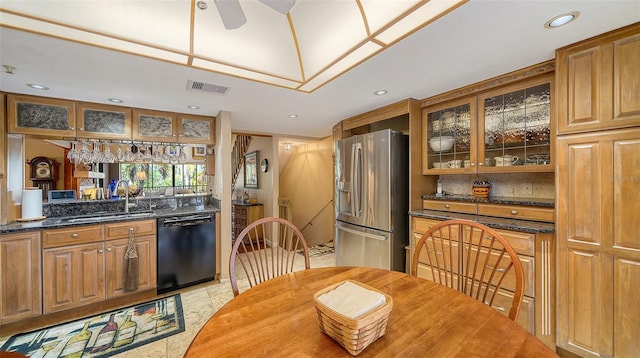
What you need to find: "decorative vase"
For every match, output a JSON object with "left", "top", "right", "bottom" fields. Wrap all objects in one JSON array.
[{"left": 472, "top": 185, "right": 491, "bottom": 198}]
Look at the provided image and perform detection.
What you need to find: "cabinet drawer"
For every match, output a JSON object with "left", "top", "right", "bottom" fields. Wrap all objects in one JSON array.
[
  {"left": 493, "top": 229, "right": 536, "bottom": 257},
  {"left": 477, "top": 204, "right": 554, "bottom": 222},
  {"left": 413, "top": 217, "right": 438, "bottom": 234},
  {"left": 423, "top": 200, "right": 477, "bottom": 214},
  {"left": 487, "top": 288, "right": 535, "bottom": 334},
  {"left": 43, "top": 225, "right": 103, "bottom": 248},
  {"left": 105, "top": 219, "right": 156, "bottom": 240}
]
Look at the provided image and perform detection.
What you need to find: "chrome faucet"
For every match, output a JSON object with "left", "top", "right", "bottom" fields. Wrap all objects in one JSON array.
[{"left": 116, "top": 179, "right": 130, "bottom": 213}]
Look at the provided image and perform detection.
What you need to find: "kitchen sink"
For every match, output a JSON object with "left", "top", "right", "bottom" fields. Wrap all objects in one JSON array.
[{"left": 65, "top": 211, "right": 154, "bottom": 223}]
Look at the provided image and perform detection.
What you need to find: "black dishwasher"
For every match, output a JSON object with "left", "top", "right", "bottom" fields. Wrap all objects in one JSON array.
[{"left": 157, "top": 214, "right": 216, "bottom": 294}]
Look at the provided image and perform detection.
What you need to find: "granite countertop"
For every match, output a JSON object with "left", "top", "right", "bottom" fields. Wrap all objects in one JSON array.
[
  {"left": 410, "top": 209, "right": 555, "bottom": 234},
  {"left": 0, "top": 205, "right": 221, "bottom": 234},
  {"left": 421, "top": 194, "right": 555, "bottom": 208}
]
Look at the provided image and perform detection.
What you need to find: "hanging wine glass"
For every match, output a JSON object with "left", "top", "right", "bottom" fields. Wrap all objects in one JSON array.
[
  {"left": 134, "top": 144, "right": 144, "bottom": 163},
  {"left": 178, "top": 145, "right": 187, "bottom": 163},
  {"left": 67, "top": 141, "right": 78, "bottom": 164},
  {"left": 144, "top": 144, "right": 153, "bottom": 164},
  {"left": 170, "top": 146, "right": 179, "bottom": 164},
  {"left": 116, "top": 143, "right": 125, "bottom": 162},
  {"left": 91, "top": 142, "right": 103, "bottom": 163},
  {"left": 103, "top": 142, "right": 115, "bottom": 163},
  {"left": 153, "top": 144, "right": 163, "bottom": 162},
  {"left": 125, "top": 144, "right": 135, "bottom": 162},
  {"left": 79, "top": 141, "right": 92, "bottom": 164},
  {"left": 162, "top": 146, "right": 171, "bottom": 163}
]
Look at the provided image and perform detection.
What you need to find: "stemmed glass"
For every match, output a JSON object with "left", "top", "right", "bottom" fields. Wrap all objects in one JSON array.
[
  {"left": 67, "top": 141, "right": 79, "bottom": 164},
  {"left": 153, "top": 144, "right": 163, "bottom": 162},
  {"left": 102, "top": 142, "right": 115, "bottom": 163},
  {"left": 125, "top": 144, "right": 135, "bottom": 162},
  {"left": 178, "top": 144, "right": 187, "bottom": 163},
  {"left": 144, "top": 144, "right": 153, "bottom": 164},
  {"left": 116, "top": 144, "right": 125, "bottom": 162}
]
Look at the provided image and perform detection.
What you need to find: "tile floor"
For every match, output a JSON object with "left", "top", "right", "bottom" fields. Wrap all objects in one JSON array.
[{"left": 0, "top": 251, "right": 335, "bottom": 358}]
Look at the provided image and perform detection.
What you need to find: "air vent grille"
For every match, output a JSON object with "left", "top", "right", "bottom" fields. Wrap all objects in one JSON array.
[{"left": 186, "top": 80, "right": 230, "bottom": 95}]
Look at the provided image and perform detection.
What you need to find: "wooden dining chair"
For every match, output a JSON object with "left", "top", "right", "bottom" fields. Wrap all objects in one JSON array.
[
  {"left": 411, "top": 219, "right": 524, "bottom": 321},
  {"left": 229, "top": 217, "right": 310, "bottom": 296}
]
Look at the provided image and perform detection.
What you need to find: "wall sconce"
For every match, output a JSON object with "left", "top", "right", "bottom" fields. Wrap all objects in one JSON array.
[{"left": 282, "top": 142, "right": 292, "bottom": 151}]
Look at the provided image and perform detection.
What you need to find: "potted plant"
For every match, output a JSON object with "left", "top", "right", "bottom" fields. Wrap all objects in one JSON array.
[{"left": 472, "top": 179, "right": 491, "bottom": 198}]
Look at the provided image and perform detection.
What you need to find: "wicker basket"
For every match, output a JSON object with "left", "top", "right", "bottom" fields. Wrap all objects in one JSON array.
[{"left": 313, "top": 280, "right": 393, "bottom": 356}]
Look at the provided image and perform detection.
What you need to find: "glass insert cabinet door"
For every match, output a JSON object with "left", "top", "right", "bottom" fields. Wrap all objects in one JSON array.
[
  {"left": 422, "top": 98, "right": 476, "bottom": 173},
  {"left": 478, "top": 78, "right": 552, "bottom": 171}
]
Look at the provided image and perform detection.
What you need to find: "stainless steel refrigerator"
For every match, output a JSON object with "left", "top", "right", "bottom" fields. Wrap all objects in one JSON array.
[{"left": 335, "top": 129, "right": 409, "bottom": 272}]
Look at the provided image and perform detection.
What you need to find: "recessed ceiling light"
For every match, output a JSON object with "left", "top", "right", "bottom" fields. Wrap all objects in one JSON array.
[
  {"left": 289, "top": 114, "right": 298, "bottom": 118},
  {"left": 196, "top": 1, "right": 207, "bottom": 10},
  {"left": 545, "top": 11, "right": 579, "bottom": 29},
  {"left": 282, "top": 142, "right": 293, "bottom": 150},
  {"left": 374, "top": 90, "right": 387, "bottom": 96},
  {"left": 108, "top": 98, "right": 123, "bottom": 103},
  {"left": 188, "top": 105, "right": 200, "bottom": 110},
  {"left": 26, "top": 83, "right": 48, "bottom": 90}
]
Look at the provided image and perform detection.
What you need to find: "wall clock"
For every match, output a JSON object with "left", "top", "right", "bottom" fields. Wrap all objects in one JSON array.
[{"left": 261, "top": 158, "right": 269, "bottom": 173}]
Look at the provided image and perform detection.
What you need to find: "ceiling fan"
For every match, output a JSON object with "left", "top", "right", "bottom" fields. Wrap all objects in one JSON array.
[{"left": 212, "top": 0, "right": 296, "bottom": 29}]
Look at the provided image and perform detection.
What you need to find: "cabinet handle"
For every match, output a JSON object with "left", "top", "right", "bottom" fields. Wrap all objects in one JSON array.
[
  {"left": 445, "top": 204, "right": 450, "bottom": 209},
  {"left": 427, "top": 249, "right": 443, "bottom": 255},
  {"left": 470, "top": 163, "right": 475, "bottom": 167},
  {"left": 486, "top": 264, "right": 505, "bottom": 272},
  {"left": 79, "top": 127, "right": 84, "bottom": 131},
  {"left": 106, "top": 248, "right": 112, "bottom": 252},
  {"left": 98, "top": 249, "right": 104, "bottom": 253},
  {"left": 71, "top": 233, "right": 79, "bottom": 238},
  {"left": 491, "top": 305, "right": 505, "bottom": 312},
  {"left": 478, "top": 162, "right": 484, "bottom": 166},
  {"left": 511, "top": 210, "right": 518, "bottom": 215}
]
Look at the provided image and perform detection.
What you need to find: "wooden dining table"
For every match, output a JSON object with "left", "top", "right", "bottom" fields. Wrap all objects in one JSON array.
[{"left": 185, "top": 266, "right": 558, "bottom": 357}]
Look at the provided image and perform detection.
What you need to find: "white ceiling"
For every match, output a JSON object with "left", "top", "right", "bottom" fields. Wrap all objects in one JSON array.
[{"left": 1, "top": 1, "right": 638, "bottom": 139}]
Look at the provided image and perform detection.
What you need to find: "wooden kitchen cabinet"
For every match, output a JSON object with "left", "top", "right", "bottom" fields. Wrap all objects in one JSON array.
[
  {"left": 41, "top": 219, "right": 157, "bottom": 314},
  {"left": 7, "top": 94, "right": 76, "bottom": 137},
  {"left": 0, "top": 231, "right": 41, "bottom": 324},
  {"left": 177, "top": 114, "right": 215, "bottom": 145},
  {"left": 76, "top": 102, "right": 132, "bottom": 140},
  {"left": 132, "top": 108, "right": 178, "bottom": 142},
  {"left": 422, "top": 74, "right": 554, "bottom": 174},
  {"left": 556, "top": 23, "right": 640, "bottom": 134},
  {"left": 410, "top": 216, "right": 555, "bottom": 348},
  {"left": 105, "top": 235, "right": 156, "bottom": 299},
  {"left": 43, "top": 242, "right": 106, "bottom": 314},
  {"left": 556, "top": 128, "right": 640, "bottom": 357},
  {"left": 105, "top": 219, "right": 157, "bottom": 298}
]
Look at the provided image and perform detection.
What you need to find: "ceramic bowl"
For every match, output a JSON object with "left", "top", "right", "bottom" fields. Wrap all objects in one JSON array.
[
  {"left": 433, "top": 162, "right": 447, "bottom": 169},
  {"left": 429, "top": 136, "right": 454, "bottom": 152}
]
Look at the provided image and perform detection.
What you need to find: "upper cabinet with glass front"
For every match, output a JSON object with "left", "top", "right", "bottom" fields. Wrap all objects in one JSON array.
[
  {"left": 132, "top": 109, "right": 178, "bottom": 142},
  {"left": 478, "top": 75, "right": 553, "bottom": 172},
  {"left": 422, "top": 97, "right": 476, "bottom": 174},
  {"left": 7, "top": 94, "right": 76, "bottom": 137},
  {"left": 76, "top": 102, "right": 132, "bottom": 140},
  {"left": 422, "top": 74, "right": 554, "bottom": 174},
  {"left": 177, "top": 114, "right": 215, "bottom": 145}
]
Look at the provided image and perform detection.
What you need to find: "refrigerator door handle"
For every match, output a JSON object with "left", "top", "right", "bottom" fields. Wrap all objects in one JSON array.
[
  {"left": 353, "top": 142, "right": 363, "bottom": 217},
  {"left": 337, "top": 225, "right": 388, "bottom": 241}
]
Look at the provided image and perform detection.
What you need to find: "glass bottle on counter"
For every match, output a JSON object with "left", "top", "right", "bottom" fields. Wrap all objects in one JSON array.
[{"left": 59, "top": 321, "right": 92, "bottom": 358}]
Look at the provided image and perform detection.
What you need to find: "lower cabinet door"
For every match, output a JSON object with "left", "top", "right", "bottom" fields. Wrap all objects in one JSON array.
[
  {"left": 105, "top": 235, "right": 157, "bottom": 298},
  {"left": 43, "top": 243, "right": 106, "bottom": 314},
  {"left": 1, "top": 232, "right": 41, "bottom": 324}
]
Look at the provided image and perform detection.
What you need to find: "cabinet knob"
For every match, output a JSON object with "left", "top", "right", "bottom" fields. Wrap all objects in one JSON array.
[
  {"left": 471, "top": 163, "right": 475, "bottom": 167},
  {"left": 511, "top": 210, "right": 518, "bottom": 215},
  {"left": 106, "top": 248, "right": 112, "bottom": 252},
  {"left": 478, "top": 162, "right": 484, "bottom": 166},
  {"left": 98, "top": 249, "right": 104, "bottom": 253},
  {"left": 79, "top": 127, "right": 84, "bottom": 131},
  {"left": 71, "top": 233, "right": 79, "bottom": 238},
  {"left": 445, "top": 204, "right": 450, "bottom": 208}
]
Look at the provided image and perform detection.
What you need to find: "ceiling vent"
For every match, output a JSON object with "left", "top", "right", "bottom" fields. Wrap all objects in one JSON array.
[{"left": 186, "top": 80, "right": 230, "bottom": 95}]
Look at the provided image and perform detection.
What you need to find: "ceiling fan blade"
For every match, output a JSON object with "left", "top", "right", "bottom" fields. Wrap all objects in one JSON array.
[
  {"left": 257, "top": 0, "right": 296, "bottom": 15},
  {"left": 214, "top": 0, "right": 247, "bottom": 29}
]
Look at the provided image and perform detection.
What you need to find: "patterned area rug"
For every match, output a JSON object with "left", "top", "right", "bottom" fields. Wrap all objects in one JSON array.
[
  {"left": 300, "top": 243, "right": 335, "bottom": 257},
  {"left": 1, "top": 294, "right": 184, "bottom": 357}
]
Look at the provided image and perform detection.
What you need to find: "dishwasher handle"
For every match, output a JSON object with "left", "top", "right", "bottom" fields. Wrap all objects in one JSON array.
[{"left": 162, "top": 215, "right": 212, "bottom": 227}]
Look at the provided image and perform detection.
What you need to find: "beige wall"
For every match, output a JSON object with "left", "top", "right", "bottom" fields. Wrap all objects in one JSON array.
[
  {"left": 279, "top": 136, "right": 334, "bottom": 247},
  {"left": 232, "top": 136, "right": 275, "bottom": 218}
]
